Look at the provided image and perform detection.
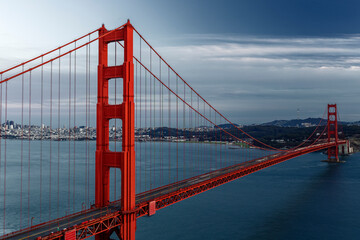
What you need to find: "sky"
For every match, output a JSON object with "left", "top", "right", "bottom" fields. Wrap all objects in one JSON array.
[{"left": 1, "top": 0, "right": 360, "bottom": 124}]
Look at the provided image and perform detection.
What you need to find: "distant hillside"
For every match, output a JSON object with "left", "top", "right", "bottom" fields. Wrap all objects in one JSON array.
[
  {"left": 218, "top": 123, "right": 239, "bottom": 128},
  {"left": 260, "top": 118, "right": 359, "bottom": 127},
  {"left": 350, "top": 121, "right": 360, "bottom": 126}
]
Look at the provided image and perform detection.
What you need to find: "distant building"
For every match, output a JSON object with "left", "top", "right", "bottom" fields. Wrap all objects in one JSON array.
[{"left": 301, "top": 122, "right": 313, "bottom": 127}]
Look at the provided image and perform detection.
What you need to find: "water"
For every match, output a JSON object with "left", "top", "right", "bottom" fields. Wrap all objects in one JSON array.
[
  {"left": 0, "top": 140, "right": 359, "bottom": 239},
  {"left": 0, "top": 139, "right": 266, "bottom": 235},
  {"left": 136, "top": 152, "right": 360, "bottom": 240}
]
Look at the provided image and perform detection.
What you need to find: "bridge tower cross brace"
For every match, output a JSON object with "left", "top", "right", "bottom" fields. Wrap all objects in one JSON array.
[
  {"left": 327, "top": 104, "right": 339, "bottom": 162},
  {"left": 96, "top": 21, "right": 136, "bottom": 240}
]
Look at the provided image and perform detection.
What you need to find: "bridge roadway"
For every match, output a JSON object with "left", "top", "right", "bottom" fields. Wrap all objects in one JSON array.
[{"left": 1, "top": 141, "right": 342, "bottom": 240}]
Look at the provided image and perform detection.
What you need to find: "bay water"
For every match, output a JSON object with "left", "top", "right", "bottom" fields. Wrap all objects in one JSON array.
[{"left": 0, "top": 140, "right": 359, "bottom": 239}]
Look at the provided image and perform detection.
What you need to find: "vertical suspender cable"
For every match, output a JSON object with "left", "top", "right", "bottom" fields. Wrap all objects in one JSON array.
[
  {"left": 176, "top": 76, "right": 178, "bottom": 182},
  {"left": 153, "top": 51, "right": 156, "bottom": 188},
  {"left": 114, "top": 43, "right": 117, "bottom": 200},
  {"left": 73, "top": 42, "right": 77, "bottom": 212},
  {"left": 49, "top": 61, "right": 53, "bottom": 220},
  {"left": 139, "top": 39, "right": 142, "bottom": 193},
  {"left": 168, "top": 68, "right": 170, "bottom": 184},
  {"left": 200, "top": 99, "right": 202, "bottom": 172},
  {"left": 85, "top": 44, "right": 88, "bottom": 207},
  {"left": 197, "top": 96, "right": 199, "bottom": 174},
  {"left": 68, "top": 52, "right": 72, "bottom": 213},
  {"left": 243, "top": 133, "right": 245, "bottom": 163},
  {"left": 4, "top": 82, "right": 7, "bottom": 233},
  {"left": 57, "top": 49, "right": 61, "bottom": 218},
  {"left": 144, "top": 69, "right": 147, "bottom": 190},
  {"left": 20, "top": 68, "right": 24, "bottom": 228},
  {"left": 28, "top": 72, "right": 31, "bottom": 227},
  {"left": 160, "top": 59, "right": 163, "bottom": 185},
  {"left": 161, "top": 63, "right": 164, "bottom": 185},
  {"left": 247, "top": 140, "right": 249, "bottom": 162},
  {"left": 210, "top": 108, "right": 212, "bottom": 170},
  {"left": 183, "top": 82, "right": 185, "bottom": 180},
  {"left": 190, "top": 91, "right": 193, "bottom": 176},
  {"left": 220, "top": 114, "right": 222, "bottom": 168},
  {"left": 215, "top": 113, "right": 217, "bottom": 170},
  {"left": 200, "top": 101, "right": 203, "bottom": 172},
  {"left": 149, "top": 50, "right": 152, "bottom": 189},
  {"left": 40, "top": 57, "right": 44, "bottom": 222},
  {"left": 203, "top": 101, "right": 205, "bottom": 171},
  {"left": 152, "top": 52, "right": 156, "bottom": 188},
  {"left": 87, "top": 37, "right": 90, "bottom": 205}
]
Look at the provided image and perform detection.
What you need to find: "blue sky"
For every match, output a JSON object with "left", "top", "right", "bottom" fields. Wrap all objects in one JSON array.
[{"left": 1, "top": 0, "right": 360, "bottom": 124}]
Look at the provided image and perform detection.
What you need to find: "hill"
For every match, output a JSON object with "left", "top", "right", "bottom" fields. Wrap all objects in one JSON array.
[{"left": 260, "top": 118, "right": 359, "bottom": 127}]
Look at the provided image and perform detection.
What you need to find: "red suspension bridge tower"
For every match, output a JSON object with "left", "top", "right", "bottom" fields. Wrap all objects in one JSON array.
[
  {"left": 96, "top": 21, "right": 136, "bottom": 240},
  {"left": 327, "top": 104, "right": 339, "bottom": 162}
]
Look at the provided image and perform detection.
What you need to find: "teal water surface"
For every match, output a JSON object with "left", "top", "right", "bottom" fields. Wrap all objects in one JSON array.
[
  {"left": 136, "top": 152, "right": 360, "bottom": 240},
  {"left": 0, "top": 140, "right": 359, "bottom": 239}
]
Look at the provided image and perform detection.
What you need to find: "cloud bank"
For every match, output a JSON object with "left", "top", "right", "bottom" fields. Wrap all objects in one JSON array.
[{"left": 152, "top": 35, "right": 360, "bottom": 124}]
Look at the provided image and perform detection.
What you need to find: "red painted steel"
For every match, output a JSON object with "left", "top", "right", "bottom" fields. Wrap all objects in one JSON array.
[
  {"left": 148, "top": 201, "right": 156, "bottom": 216},
  {"left": 121, "top": 20, "right": 136, "bottom": 240},
  {"left": 0, "top": 24, "right": 126, "bottom": 84},
  {"left": 95, "top": 20, "right": 136, "bottom": 240},
  {"left": 327, "top": 104, "right": 339, "bottom": 161},
  {"left": 64, "top": 228, "right": 76, "bottom": 240},
  {"left": 0, "top": 29, "right": 100, "bottom": 75}
]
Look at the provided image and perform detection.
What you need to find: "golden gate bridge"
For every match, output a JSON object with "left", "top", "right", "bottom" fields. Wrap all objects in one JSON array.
[{"left": 0, "top": 20, "right": 349, "bottom": 240}]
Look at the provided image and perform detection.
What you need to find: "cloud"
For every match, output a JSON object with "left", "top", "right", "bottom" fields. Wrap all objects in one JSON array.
[
  {"left": 156, "top": 35, "right": 360, "bottom": 70},
  {"left": 146, "top": 35, "right": 360, "bottom": 123}
]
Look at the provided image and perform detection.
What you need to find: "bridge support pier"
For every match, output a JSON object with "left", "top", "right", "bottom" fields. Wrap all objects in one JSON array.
[{"left": 96, "top": 21, "right": 136, "bottom": 240}]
